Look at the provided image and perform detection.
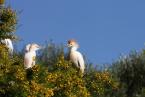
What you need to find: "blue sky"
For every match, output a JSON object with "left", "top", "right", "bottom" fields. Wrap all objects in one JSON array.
[{"left": 5, "top": 0, "right": 145, "bottom": 64}]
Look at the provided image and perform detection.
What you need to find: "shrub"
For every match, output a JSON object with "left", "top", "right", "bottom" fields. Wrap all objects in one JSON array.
[
  {"left": 0, "top": 7, "right": 17, "bottom": 40},
  {"left": 111, "top": 50, "right": 145, "bottom": 97}
]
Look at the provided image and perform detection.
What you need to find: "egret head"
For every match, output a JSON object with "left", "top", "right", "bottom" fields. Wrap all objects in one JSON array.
[
  {"left": 29, "top": 43, "right": 41, "bottom": 51},
  {"left": 67, "top": 39, "right": 79, "bottom": 49}
]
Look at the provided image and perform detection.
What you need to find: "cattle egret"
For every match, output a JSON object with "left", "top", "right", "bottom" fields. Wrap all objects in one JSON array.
[
  {"left": 67, "top": 39, "right": 85, "bottom": 73},
  {"left": 1, "top": 39, "right": 13, "bottom": 55},
  {"left": 24, "top": 43, "right": 41, "bottom": 69}
]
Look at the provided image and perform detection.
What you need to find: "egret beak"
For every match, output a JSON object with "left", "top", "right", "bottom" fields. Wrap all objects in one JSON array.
[
  {"left": 40, "top": 46, "right": 45, "bottom": 49},
  {"left": 38, "top": 46, "right": 43, "bottom": 49},
  {"left": 35, "top": 45, "right": 42, "bottom": 50}
]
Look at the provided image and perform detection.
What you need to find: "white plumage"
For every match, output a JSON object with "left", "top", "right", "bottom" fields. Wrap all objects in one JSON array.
[
  {"left": 24, "top": 43, "right": 41, "bottom": 69},
  {"left": 67, "top": 39, "right": 85, "bottom": 73},
  {"left": 1, "top": 39, "right": 13, "bottom": 55},
  {"left": 25, "top": 44, "right": 31, "bottom": 52}
]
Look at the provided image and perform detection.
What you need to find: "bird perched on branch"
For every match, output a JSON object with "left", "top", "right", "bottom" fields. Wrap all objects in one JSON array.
[
  {"left": 1, "top": 39, "right": 13, "bottom": 55},
  {"left": 67, "top": 39, "right": 85, "bottom": 74},
  {"left": 24, "top": 43, "right": 41, "bottom": 69}
]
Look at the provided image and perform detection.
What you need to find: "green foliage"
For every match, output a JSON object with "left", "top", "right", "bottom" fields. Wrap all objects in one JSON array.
[
  {"left": 85, "top": 71, "right": 119, "bottom": 97},
  {"left": 46, "top": 53, "right": 90, "bottom": 97},
  {"left": 38, "top": 41, "right": 64, "bottom": 66},
  {"left": 0, "top": 6, "right": 17, "bottom": 40},
  {"left": 111, "top": 50, "right": 145, "bottom": 97},
  {"left": 0, "top": 46, "right": 54, "bottom": 97},
  {"left": 0, "top": 43, "right": 119, "bottom": 97}
]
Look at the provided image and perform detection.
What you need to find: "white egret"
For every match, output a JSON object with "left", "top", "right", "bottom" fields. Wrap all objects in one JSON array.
[
  {"left": 1, "top": 39, "right": 13, "bottom": 55},
  {"left": 67, "top": 39, "right": 85, "bottom": 73},
  {"left": 24, "top": 43, "right": 41, "bottom": 69}
]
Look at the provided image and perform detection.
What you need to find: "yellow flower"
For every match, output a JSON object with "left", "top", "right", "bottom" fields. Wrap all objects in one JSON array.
[{"left": 32, "top": 56, "right": 35, "bottom": 61}]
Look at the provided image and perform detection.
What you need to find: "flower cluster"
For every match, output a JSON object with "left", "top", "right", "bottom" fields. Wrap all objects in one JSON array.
[
  {"left": 85, "top": 71, "right": 119, "bottom": 96},
  {"left": 28, "top": 80, "right": 54, "bottom": 97},
  {"left": 0, "top": 44, "right": 119, "bottom": 97}
]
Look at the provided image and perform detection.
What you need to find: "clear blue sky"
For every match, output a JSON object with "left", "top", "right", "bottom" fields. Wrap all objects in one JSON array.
[{"left": 6, "top": 0, "right": 145, "bottom": 64}]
